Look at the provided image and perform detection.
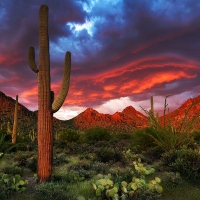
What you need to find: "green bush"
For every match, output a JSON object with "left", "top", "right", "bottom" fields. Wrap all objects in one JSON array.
[
  {"left": 0, "top": 182, "right": 11, "bottom": 200},
  {"left": 89, "top": 161, "right": 110, "bottom": 174},
  {"left": 131, "top": 127, "right": 158, "bottom": 151},
  {"left": 59, "top": 129, "right": 80, "bottom": 143},
  {"left": 0, "top": 133, "right": 16, "bottom": 157},
  {"left": 161, "top": 147, "right": 200, "bottom": 180},
  {"left": 191, "top": 130, "right": 200, "bottom": 144},
  {"left": 84, "top": 127, "right": 111, "bottom": 143},
  {"left": 162, "top": 172, "right": 182, "bottom": 188},
  {"left": 96, "top": 147, "right": 123, "bottom": 163},
  {"left": 53, "top": 153, "right": 69, "bottom": 166},
  {"left": 35, "top": 182, "right": 68, "bottom": 200},
  {"left": 1, "top": 166, "right": 23, "bottom": 176},
  {"left": 113, "top": 132, "right": 133, "bottom": 141},
  {"left": 52, "top": 170, "right": 89, "bottom": 183},
  {"left": 26, "top": 157, "right": 37, "bottom": 172}
]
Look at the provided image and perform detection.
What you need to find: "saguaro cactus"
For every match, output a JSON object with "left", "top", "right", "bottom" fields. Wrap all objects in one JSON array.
[
  {"left": 12, "top": 95, "right": 18, "bottom": 144},
  {"left": 150, "top": 96, "right": 154, "bottom": 117},
  {"left": 28, "top": 4, "right": 71, "bottom": 183},
  {"left": 7, "top": 122, "right": 11, "bottom": 134}
]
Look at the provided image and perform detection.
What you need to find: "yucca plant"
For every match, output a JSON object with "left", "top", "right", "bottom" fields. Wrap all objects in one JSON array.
[{"left": 140, "top": 95, "right": 199, "bottom": 152}]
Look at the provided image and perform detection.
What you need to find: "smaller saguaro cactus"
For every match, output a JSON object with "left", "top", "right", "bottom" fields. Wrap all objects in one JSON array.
[
  {"left": 55, "top": 131, "right": 59, "bottom": 141},
  {"left": 29, "top": 128, "right": 36, "bottom": 143},
  {"left": 7, "top": 122, "right": 12, "bottom": 134},
  {"left": 149, "top": 96, "right": 155, "bottom": 126},
  {"left": 156, "top": 112, "right": 159, "bottom": 122},
  {"left": 12, "top": 95, "right": 18, "bottom": 144},
  {"left": 150, "top": 96, "right": 154, "bottom": 117}
]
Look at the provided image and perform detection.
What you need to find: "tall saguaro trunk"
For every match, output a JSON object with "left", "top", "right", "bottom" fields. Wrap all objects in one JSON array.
[
  {"left": 12, "top": 95, "right": 18, "bottom": 144},
  {"left": 37, "top": 5, "right": 53, "bottom": 183},
  {"left": 28, "top": 4, "right": 71, "bottom": 183}
]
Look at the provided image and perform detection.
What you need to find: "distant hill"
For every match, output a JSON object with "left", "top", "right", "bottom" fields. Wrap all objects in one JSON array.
[{"left": 67, "top": 106, "right": 148, "bottom": 132}]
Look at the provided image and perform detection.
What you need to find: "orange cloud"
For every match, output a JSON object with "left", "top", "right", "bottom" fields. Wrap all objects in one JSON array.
[
  {"left": 21, "top": 86, "right": 38, "bottom": 98},
  {"left": 18, "top": 55, "right": 200, "bottom": 109},
  {"left": 104, "top": 85, "right": 117, "bottom": 91},
  {"left": 132, "top": 71, "right": 196, "bottom": 94}
]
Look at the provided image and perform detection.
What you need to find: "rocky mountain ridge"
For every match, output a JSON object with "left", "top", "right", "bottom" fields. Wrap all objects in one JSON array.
[
  {"left": 70, "top": 106, "right": 148, "bottom": 132},
  {"left": 1, "top": 91, "right": 200, "bottom": 133}
]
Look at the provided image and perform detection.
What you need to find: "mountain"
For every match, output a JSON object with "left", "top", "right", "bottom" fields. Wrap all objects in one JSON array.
[
  {"left": 1, "top": 90, "right": 200, "bottom": 133},
  {"left": 67, "top": 106, "right": 148, "bottom": 132}
]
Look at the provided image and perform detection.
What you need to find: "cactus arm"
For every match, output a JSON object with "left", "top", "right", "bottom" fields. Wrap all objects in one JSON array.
[
  {"left": 28, "top": 46, "right": 39, "bottom": 73},
  {"left": 52, "top": 51, "right": 71, "bottom": 113}
]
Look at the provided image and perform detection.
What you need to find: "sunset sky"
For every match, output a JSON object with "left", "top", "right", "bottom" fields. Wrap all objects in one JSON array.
[{"left": 0, "top": 0, "right": 200, "bottom": 120}]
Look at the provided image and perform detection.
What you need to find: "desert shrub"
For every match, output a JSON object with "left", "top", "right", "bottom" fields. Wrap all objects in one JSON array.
[
  {"left": 84, "top": 127, "right": 111, "bottom": 143},
  {"left": 0, "top": 130, "right": 11, "bottom": 142},
  {"left": 131, "top": 127, "right": 158, "bottom": 151},
  {"left": 142, "top": 146, "right": 164, "bottom": 162},
  {"left": 52, "top": 169, "right": 91, "bottom": 183},
  {"left": 162, "top": 172, "right": 183, "bottom": 188},
  {"left": 0, "top": 182, "right": 11, "bottom": 200},
  {"left": 59, "top": 129, "right": 80, "bottom": 143},
  {"left": 0, "top": 133, "right": 16, "bottom": 157},
  {"left": 78, "top": 169, "right": 93, "bottom": 180},
  {"left": 35, "top": 182, "right": 68, "bottom": 200},
  {"left": 26, "top": 157, "right": 37, "bottom": 172},
  {"left": 52, "top": 171, "right": 74, "bottom": 182},
  {"left": 65, "top": 180, "right": 95, "bottom": 200},
  {"left": 113, "top": 132, "right": 133, "bottom": 141},
  {"left": 53, "top": 153, "right": 69, "bottom": 166},
  {"left": 1, "top": 166, "right": 23, "bottom": 176},
  {"left": 89, "top": 161, "right": 110, "bottom": 174},
  {"left": 191, "top": 130, "right": 200, "bottom": 144},
  {"left": 161, "top": 147, "right": 200, "bottom": 181},
  {"left": 95, "top": 147, "right": 123, "bottom": 163}
]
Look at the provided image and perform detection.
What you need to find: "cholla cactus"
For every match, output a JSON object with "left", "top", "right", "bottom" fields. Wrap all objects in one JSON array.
[{"left": 28, "top": 4, "right": 71, "bottom": 183}]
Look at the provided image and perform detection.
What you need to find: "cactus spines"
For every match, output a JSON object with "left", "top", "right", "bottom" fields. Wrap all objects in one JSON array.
[
  {"left": 28, "top": 4, "right": 71, "bottom": 183},
  {"left": 12, "top": 95, "right": 18, "bottom": 144}
]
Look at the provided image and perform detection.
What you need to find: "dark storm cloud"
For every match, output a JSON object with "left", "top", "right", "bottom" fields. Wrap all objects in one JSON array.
[
  {"left": 0, "top": 0, "right": 87, "bottom": 98},
  {"left": 1, "top": 0, "right": 200, "bottom": 116}
]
